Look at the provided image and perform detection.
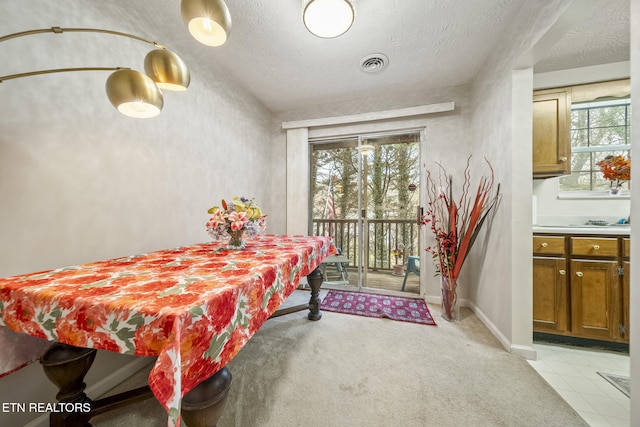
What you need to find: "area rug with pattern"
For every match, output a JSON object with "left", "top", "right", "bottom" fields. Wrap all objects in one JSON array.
[
  {"left": 320, "top": 290, "right": 436, "bottom": 325},
  {"left": 597, "top": 372, "right": 630, "bottom": 397}
]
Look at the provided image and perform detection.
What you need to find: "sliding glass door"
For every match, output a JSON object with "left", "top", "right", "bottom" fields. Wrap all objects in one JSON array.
[{"left": 310, "top": 131, "right": 422, "bottom": 294}]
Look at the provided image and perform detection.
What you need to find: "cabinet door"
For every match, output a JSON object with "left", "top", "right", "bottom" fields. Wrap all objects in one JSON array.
[
  {"left": 570, "top": 260, "right": 621, "bottom": 339},
  {"left": 533, "top": 257, "right": 568, "bottom": 333},
  {"left": 622, "top": 261, "right": 630, "bottom": 340},
  {"left": 533, "top": 88, "right": 571, "bottom": 178}
]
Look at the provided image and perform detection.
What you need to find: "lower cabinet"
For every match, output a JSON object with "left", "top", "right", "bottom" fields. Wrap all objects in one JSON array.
[
  {"left": 623, "top": 261, "right": 630, "bottom": 338},
  {"left": 533, "top": 257, "right": 568, "bottom": 333},
  {"left": 569, "top": 260, "right": 621, "bottom": 340},
  {"left": 533, "top": 234, "right": 629, "bottom": 344}
]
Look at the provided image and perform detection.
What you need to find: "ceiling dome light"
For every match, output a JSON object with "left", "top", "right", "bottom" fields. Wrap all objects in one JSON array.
[
  {"left": 105, "top": 69, "right": 163, "bottom": 118},
  {"left": 303, "top": 0, "right": 355, "bottom": 38},
  {"left": 144, "top": 49, "right": 191, "bottom": 91},
  {"left": 181, "top": 0, "right": 232, "bottom": 47}
]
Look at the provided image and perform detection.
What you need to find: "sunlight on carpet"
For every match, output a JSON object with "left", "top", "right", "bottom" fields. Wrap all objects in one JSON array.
[{"left": 320, "top": 289, "right": 436, "bottom": 325}]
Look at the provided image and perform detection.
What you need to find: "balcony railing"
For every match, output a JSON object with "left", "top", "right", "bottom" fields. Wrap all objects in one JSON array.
[{"left": 312, "top": 218, "right": 420, "bottom": 271}]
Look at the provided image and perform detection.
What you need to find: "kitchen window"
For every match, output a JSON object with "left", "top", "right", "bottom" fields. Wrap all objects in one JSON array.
[{"left": 559, "top": 98, "right": 631, "bottom": 192}]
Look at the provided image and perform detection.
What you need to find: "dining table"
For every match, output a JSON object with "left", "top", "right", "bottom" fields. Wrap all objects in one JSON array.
[{"left": 0, "top": 234, "right": 335, "bottom": 427}]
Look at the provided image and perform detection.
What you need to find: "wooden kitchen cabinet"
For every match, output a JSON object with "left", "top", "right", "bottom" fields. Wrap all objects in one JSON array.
[
  {"left": 532, "top": 88, "right": 571, "bottom": 178},
  {"left": 571, "top": 236, "right": 618, "bottom": 257},
  {"left": 533, "top": 233, "right": 630, "bottom": 344},
  {"left": 622, "top": 261, "right": 630, "bottom": 339},
  {"left": 533, "top": 257, "right": 568, "bottom": 333},
  {"left": 569, "top": 259, "right": 621, "bottom": 340},
  {"left": 533, "top": 235, "right": 564, "bottom": 255},
  {"left": 622, "top": 238, "right": 630, "bottom": 338}
]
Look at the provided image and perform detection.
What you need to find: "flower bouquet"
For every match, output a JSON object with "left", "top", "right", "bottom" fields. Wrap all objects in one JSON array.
[
  {"left": 421, "top": 157, "right": 501, "bottom": 321},
  {"left": 596, "top": 155, "right": 630, "bottom": 194},
  {"left": 206, "top": 196, "right": 267, "bottom": 249}
]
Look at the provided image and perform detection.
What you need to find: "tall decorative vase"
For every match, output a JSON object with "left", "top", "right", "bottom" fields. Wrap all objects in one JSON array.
[
  {"left": 441, "top": 276, "right": 460, "bottom": 322},
  {"left": 227, "top": 229, "right": 246, "bottom": 250}
]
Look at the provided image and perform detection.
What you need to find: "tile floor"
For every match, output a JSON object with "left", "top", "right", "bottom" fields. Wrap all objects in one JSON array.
[{"left": 528, "top": 343, "right": 630, "bottom": 427}]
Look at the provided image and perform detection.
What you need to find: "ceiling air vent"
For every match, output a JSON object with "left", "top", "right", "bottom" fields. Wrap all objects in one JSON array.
[{"left": 359, "top": 53, "right": 389, "bottom": 73}]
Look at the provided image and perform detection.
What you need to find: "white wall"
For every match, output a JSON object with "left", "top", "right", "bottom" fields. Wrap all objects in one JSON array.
[
  {"left": 0, "top": 2, "right": 275, "bottom": 425},
  {"left": 533, "top": 179, "right": 631, "bottom": 222},
  {"left": 468, "top": 0, "right": 571, "bottom": 356}
]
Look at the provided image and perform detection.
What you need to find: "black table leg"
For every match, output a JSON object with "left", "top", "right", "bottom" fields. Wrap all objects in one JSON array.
[
  {"left": 40, "top": 343, "right": 96, "bottom": 427},
  {"left": 40, "top": 343, "right": 154, "bottom": 427},
  {"left": 306, "top": 267, "right": 323, "bottom": 321},
  {"left": 181, "top": 367, "right": 232, "bottom": 427}
]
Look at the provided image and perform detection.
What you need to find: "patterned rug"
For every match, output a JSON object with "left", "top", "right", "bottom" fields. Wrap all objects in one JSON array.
[
  {"left": 598, "top": 372, "right": 630, "bottom": 397},
  {"left": 320, "top": 290, "right": 436, "bottom": 325}
]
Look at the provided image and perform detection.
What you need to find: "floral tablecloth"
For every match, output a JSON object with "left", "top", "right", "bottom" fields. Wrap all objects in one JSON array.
[{"left": 0, "top": 234, "right": 335, "bottom": 427}]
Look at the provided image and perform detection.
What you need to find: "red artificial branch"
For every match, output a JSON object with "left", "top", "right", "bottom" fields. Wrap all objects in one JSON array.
[{"left": 421, "top": 156, "right": 501, "bottom": 280}]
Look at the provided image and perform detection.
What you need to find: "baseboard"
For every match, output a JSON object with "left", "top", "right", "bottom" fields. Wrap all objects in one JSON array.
[
  {"left": 466, "top": 301, "right": 510, "bottom": 351},
  {"left": 510, "top": 344, "right": 537, "bottom": 360},
  {"left": 418, "top": 295, "right": 539, "bottom": 360},
  {"left": 424, "top": 294, "right": 440, "bottom": 305},
  {"left": 465, "top": 301, "right": 537, "bottom": 361},
  {"left": 24, "top": 357, "right": 154, "bottom": 427},
  {"left": 534, "top": 332, "right": 630, "bottom": 353}
]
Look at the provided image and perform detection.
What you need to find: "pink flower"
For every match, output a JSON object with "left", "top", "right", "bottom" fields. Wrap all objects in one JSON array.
[
  {"left": 228, "top": 211, "right": 248, "bottom": 231},
  {"left": 207, "top": 210, "right": 227, "bottom": 230}
]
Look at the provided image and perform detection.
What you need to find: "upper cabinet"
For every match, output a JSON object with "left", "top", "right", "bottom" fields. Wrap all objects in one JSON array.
[{"left": 532, "top": 87, "right": 571, "bottom": 178}]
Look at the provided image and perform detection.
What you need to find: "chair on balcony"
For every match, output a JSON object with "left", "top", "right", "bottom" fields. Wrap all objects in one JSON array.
[
  {"left": 320, "top": 249, "right": 350, "bottom": 284},
  {"left": 401, "top": 255, "right": 420, "bottom": 291}
]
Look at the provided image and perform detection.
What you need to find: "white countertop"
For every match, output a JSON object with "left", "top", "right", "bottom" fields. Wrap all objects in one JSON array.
[{"left": 533, "top": 225, "right": 631, "bottom": 236}]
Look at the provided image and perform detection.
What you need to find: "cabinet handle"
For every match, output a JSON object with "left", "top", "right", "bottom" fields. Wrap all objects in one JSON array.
[
  {"left": 541, "top": 242, "right": 548, "bottom": 248},
  {"left": 576, "top": 271, "right": 583, "bottom": 277},
  {"left": 559, "top": 156, "right": 567, "bottom": 162},
  {"left": 559, "top": 269, "right": 566, "bottom": 275},
  {"left": 593, "top": 245, "right": 600, "bottom": 250}
]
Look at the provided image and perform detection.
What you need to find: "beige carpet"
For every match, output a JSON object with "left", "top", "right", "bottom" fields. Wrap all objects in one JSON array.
[{"left": 91, "top": 290, "right": 587, "bottom": 427}]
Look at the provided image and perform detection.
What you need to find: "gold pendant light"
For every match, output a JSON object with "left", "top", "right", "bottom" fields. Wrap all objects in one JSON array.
[
  {"left": 144, "top": 49, "right": 190, "bottom": 91},
  {"left": 181, "top": 0, "right": 232, "bottom": 47},
  {"left": 106, "top": 69, "right": 163, "bottom": 119},
  {"left": 303, "top": 0, "right": 355, "bottom": 38}
]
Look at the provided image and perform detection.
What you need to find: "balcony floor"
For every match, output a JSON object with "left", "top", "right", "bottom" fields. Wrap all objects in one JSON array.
[{"left": 322, "top": 267, "right": 420, "bottom": 295}]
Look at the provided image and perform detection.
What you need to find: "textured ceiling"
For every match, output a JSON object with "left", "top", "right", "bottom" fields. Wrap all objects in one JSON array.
[
  {"left": 219, "top": 0, "right": 525, "bottom": 111},
  {"left": 2, "top": 0, "right": 630, "bottom": 112},
  {"left": 534, "top": 0, "right": 630, "bottom": 73}
]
